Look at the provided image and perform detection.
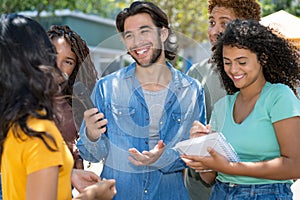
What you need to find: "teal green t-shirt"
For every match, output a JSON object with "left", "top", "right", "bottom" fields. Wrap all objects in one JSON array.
[{"left": 210, "top": 82, "right": 300, "bottom": 184}]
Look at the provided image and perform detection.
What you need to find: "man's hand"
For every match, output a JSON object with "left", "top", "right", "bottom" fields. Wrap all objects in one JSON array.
[
  {"left": 84, "top": 108, "right": 107, "bottom": 141},
  {"left": 71, "top": 169, "right": 101, "bottom": 192},
  {"left": 128, "top": 140, "right": 165, "bottom": 166}
]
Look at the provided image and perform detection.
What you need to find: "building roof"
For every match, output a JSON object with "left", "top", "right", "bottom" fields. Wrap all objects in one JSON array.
[
  {"left": 19, "top": 9, "right": 115, "bottom": 26},
  {"left": 19, "top": 9, "right": 125, "bottom": 51},
  {"left": 260, "top": 10, "right": 300, "bottom": 39},
  {"left": 261, "top": 10, "right": 300, "bottom": 48}
]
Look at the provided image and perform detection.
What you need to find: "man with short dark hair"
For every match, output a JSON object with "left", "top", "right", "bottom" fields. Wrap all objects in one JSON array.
[{"left": 77, "top": 1, "right": 206, "bottom": 199}]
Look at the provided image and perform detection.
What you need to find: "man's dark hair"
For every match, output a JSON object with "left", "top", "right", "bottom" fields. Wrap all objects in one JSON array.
[{"left": 116, "top": 1, "right": 178, "bottom": 60}]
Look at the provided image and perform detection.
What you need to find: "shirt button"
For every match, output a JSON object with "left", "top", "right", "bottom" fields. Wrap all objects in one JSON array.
[
  {"left": 160, "top": 121, "right": 163, "bottom": 125},
  {"left": 144, "top": 190, "right": 148, "bottom": 193},
  {"left": 177, "top": 118, "right": 181, "bottom": 122},
  {"left": 118, "top": 111, "right": 122, "bottom": 115}
]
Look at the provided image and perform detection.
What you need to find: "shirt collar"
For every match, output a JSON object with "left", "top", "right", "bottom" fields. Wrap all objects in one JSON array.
[{"left": 123, "top": 61, "right": 192, "bottom": 88}]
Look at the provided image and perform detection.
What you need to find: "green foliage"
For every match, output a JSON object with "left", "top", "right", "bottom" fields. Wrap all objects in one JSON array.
[
  {"left": 143, "top": 0, "right": 209, "bottom": 42},
  {"left": 1, "top": 0, "right": 299, "bottom": 42},
  {"left": 74, "top": 0, "right": 126, "bottom": 18},
  {"left": 260, "top": 0, "right": 300, "bottom": 16},
  {"left": 0, "top": 0, "right": 76, "bottom": 14}
]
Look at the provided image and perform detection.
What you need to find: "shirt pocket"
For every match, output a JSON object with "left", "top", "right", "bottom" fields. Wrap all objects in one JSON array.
[
  {"left": 109, "top": 103, "right": 135, "bottom": 116},
  {"left": 108, "top": 104, "right": 146, "bottom": 137},
  {"left": 162, "top": 111, "right": 193, "bottom": 143},
  {"left": 170, "top": 111, "right": 193, "bottom": 125},
  {"left": 171, "top": 112, "right": 184, "bottom": 125}
]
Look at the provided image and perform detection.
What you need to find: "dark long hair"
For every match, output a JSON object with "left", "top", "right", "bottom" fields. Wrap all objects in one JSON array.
[
  {"left": 47, "top": 25, "right": 98, "bottom": 105},
  {"left": 212, "top": 19, "right": 300, "bottom": 95},
  {"left": 0, "top": 14, "right": 63, "bottom": 157},
  {"left": 116, "top": 1, "right": 178, "bottom": 60}
]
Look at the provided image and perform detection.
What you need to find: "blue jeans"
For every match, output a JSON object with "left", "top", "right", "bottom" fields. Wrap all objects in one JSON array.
[{"left": 209, "top": 180, "right": 293, "bottom": 200}]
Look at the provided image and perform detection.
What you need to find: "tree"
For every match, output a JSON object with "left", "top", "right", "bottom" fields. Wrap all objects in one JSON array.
[
  {"left": 148, "top": 0, "right": 208, "bottom": 43},
  {"left": 2, "top": 0, "right": 299, "bottom": 42},
  {"left": 0, "top": 0, "right": 76, "bottom": 21},
  {"left": 0, "top": 0, "right": 121, "bottom": 20},
  {"left": 260, "top": 0, "right": 300, "bottom": 16},
  {"left": 75, "top": 0, "right": 126, "bottom": 18}
]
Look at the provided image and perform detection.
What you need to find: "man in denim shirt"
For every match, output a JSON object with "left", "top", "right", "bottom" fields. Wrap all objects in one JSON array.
[{"left": 77, "top": 1, "right": 206, "bottom": 199}]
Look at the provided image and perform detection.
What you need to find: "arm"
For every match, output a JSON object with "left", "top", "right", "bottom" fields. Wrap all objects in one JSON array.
[
  {"left": 183, "top": 117, "right": 300, "bottom": 180},
  {"left": 77, "top": 108, "right": 109, "bottom": 162},
  {"left": 229, "top": 117, "right": 300, "bottom": 179},
  {"left": 73, "top": 147, "right": 84, "bottom": 170},
  {"left": 27, "top": 166, "right": 59, "bottom": 200},
  {"left": 77, "top": 80, "right": 110, "bottom": 162}
]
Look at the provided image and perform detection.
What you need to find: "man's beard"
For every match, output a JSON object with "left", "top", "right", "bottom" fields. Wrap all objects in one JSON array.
[{"left": 130, "top": 43, "right": 163, "bottom": 68}]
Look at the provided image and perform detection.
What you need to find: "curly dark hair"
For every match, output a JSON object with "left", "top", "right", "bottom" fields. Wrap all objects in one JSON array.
[
  {"left": 212, "top": 19, "right": 300, "bottom": 95},
  {"left": 116, "top": 1, "right": 178, "bottom": 60},
  {"left": 208, "top": 0, "right": 261, "bottom": 20},
  {"left": 0, "top": 14, "right": 63, "bottom": 157},
  {"left": 47, "top": 25, "right": 98, "bottom": 105}
]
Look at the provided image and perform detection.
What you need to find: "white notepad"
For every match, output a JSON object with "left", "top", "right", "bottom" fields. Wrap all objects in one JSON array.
[{"left": 174, "top": 132, "right": 240, "bottom": 162}]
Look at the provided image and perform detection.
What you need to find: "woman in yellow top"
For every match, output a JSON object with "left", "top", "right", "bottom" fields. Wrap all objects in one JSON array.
[{"left": 0, "top": 13, "right": 116, "bottom": 200}]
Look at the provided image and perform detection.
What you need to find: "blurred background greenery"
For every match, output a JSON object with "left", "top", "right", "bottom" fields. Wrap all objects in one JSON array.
[{"left": 1, "top": 0, "right": 299, "bottom": 43}]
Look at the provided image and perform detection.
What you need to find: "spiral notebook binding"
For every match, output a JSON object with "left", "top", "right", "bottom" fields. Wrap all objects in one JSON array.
[
  {"left": 217, "top": 132, "right": 240, "bottom": 162},
  {"left": 174, "top": 131, "right": 240, "bottom": 162}
]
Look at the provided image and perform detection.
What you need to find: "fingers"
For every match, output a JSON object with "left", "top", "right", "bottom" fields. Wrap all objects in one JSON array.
[
  {"left": 84, "top": 108, "right": 107, "bottom": 128},
  {"left": 106, "top": 179, "right": 117, "bottom": 196},
  {"left": 190, "top": 121, "right": 210, "bottom": 138},
  {"left": 87, "top": 171, "right": 101, "bottom": 182},
  {"left": 102, "top": 179, "right": 116, "bottom": 189},
  {"left": 181, "top": 155, "right": 210, "bottom": 172},
  {"left": 84, "top": 108, "right": 108, "bottom": 141},
  {"left": 102, "top": 179, "right": 117, "bottom": 198},
  {"left": 82, "top": 179, "right": 116, "bottom": 200},
  {"left": 128, "top": 156, "right": 143, "bottom": 166},
  {"left": 181, "top": 154, "right": 203, "bottom": 161},
  {"left": 128, "top": 148, "right": 145, "bottom": 166},
  {"left": 156, "top": 140, "right": 165, "bottom": 149},
  {"left": 128, "top": 148, "right": 159, "bottom": 166},
  {"left": 206, "top": 147, "right": 218, "bottom": 159}
]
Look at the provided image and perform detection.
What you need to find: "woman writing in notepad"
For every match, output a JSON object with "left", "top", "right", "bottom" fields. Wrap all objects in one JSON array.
[{"left": 182, "top": 19, "right": 300, "bottom": 199}]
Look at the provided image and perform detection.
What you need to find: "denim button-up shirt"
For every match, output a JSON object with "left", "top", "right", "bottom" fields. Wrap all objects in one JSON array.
[{"left": 77, "top": 62, "right": 206, "bottom": 200}]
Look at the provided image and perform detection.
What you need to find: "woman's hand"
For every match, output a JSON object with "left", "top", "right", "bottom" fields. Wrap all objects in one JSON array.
[
  {"left": 181, "top": 147, "right": 232, "bottom": 174},
  {"left": 74, "top": 179, "right": 117, "bottom": 200},
  {"left": 190, "top": 121, "right": 211, "bottom": 138},
  {"left": 71, "top": 169, "right": 101, "bottom": 192}
]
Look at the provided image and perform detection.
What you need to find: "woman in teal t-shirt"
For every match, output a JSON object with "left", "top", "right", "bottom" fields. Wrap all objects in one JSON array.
[{"left": 182, "top": 19, "right": 300, "bottom": 199}]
